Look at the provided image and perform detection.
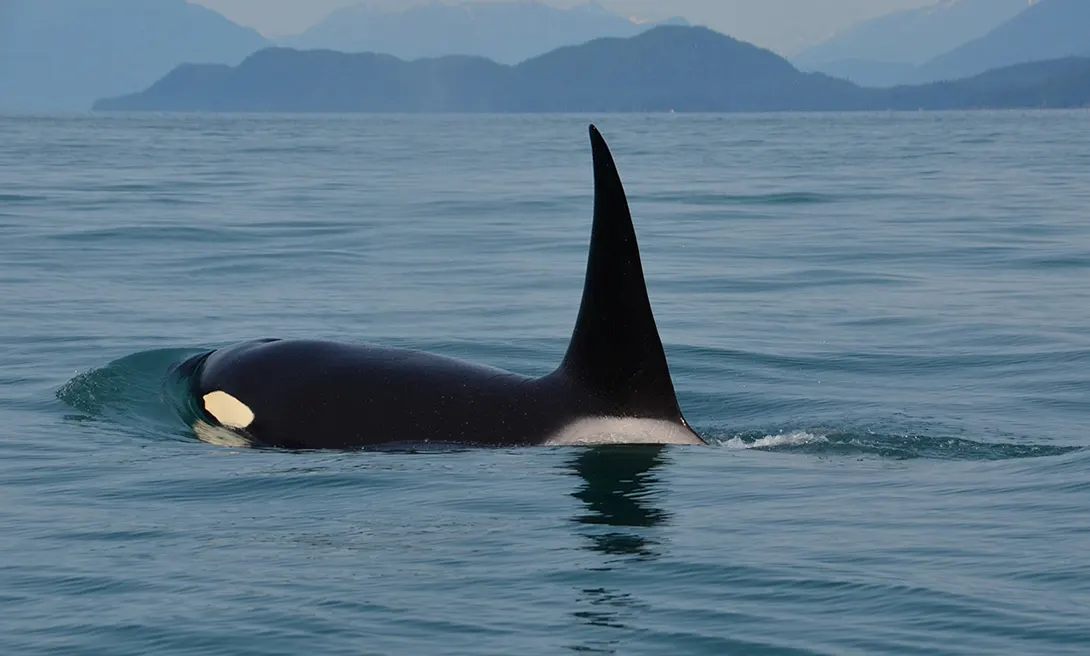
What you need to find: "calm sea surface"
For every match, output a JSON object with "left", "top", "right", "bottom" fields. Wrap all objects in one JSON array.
[{"left": 1, "top": 112, "right": 1089, "bottom": 654}]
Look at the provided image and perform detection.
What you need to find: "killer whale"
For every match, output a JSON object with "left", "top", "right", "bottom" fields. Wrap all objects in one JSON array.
[{"left": 174, "top": 125, "right": 705, "bottom": 449}]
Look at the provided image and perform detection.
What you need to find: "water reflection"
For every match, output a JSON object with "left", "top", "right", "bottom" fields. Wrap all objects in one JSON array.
[
  {"left": 565, "top": 445, "right": 671, "bottom": 653},
  {"left": 569, "top": 444, "right": 671, "bottom": 558}
]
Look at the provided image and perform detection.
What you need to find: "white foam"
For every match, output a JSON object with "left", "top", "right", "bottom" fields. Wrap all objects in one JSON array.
[{"left": 723, "top": 431, "right": 828, "bottom": 450}]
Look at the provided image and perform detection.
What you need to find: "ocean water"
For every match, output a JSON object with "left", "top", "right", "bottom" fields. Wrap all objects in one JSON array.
[{"left": 2, "top": 111, "right": 1089, "bottom": 654}]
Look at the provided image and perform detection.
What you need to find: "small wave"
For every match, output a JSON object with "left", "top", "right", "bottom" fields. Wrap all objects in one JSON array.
[
  {"left": 706, "top": 428, "right": 1080, "bottom": 461},
  {"left": 641, "top": 191, "right": 839, "bottom": 207},
  {"left": 49, "top": 225, "right": 247, "bottom": 244},
  {"left": 56, "top": 348, "right": 206, "bottom": 443},
  {"left": 0, "top": 193, "right": 43, "bottom": 203},
  {"left": 1013, "top": 254, "right": 1090, "bottom": 270}
]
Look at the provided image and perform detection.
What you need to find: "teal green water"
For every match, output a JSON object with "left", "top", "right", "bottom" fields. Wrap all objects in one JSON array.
[{"left": 2, "top": 112, "right": 1089, "bottom": 654}]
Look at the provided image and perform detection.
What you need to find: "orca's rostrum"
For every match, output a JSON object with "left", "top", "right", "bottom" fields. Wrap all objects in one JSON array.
[{"left": 175, "top": 126, "right": 706, "bottom": 449}]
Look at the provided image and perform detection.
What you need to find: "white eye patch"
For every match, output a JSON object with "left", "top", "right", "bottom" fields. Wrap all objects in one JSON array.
[{"left": 202, "top": 391, "right": 255, "bottom": 429}]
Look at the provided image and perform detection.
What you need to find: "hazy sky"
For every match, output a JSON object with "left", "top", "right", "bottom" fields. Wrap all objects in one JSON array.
[{"left": 194, "top": 0, "right": 937, "bottom": 55}]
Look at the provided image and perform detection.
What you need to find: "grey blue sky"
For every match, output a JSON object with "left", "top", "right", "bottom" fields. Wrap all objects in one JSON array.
[{"left": 194, "top": 0, "right": 936, "bottom": 55}]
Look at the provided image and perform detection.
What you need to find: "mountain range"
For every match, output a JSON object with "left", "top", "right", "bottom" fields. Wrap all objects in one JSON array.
[
  {"left": 0, "top": 0, "right": 268, "bottom": 111},
  {"left": 5, "top": 0, "right": 1088, "bottom": 112},
  {"left": 95, "top": 26, "right": 1090, "bottom": 114},
  {"left": 908, "top": 0, "right": 1090, "bottom": 83},
  {"left": 793, "top": 0, "right": 1028, "bottom": 83},
  {"left": 280, "top": 1, "right": 689, "bottom": 65},
  {"left": 795, "top": 0, "right": 1090, "bottom": 88},
  {"left": 0, "top": 0, "right": 688, "bottom": 111}
]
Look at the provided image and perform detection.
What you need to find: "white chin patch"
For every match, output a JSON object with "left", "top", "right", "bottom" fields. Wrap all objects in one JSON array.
[
  {"left": 202, "top": 391, "right": 255, "bottom": 430},
  {"left": 544, "top": 417, "right": 705, "bottom": 446}
]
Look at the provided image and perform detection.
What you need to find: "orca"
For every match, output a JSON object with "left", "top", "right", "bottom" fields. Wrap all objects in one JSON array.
[{"left": 173, "top": 125, "right": 705, "bottom": 449}]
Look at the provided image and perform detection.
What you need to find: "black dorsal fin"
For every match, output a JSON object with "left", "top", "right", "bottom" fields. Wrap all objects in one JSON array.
[{"left": 556, "top": 125, "right": 686, "bottom": 422}]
